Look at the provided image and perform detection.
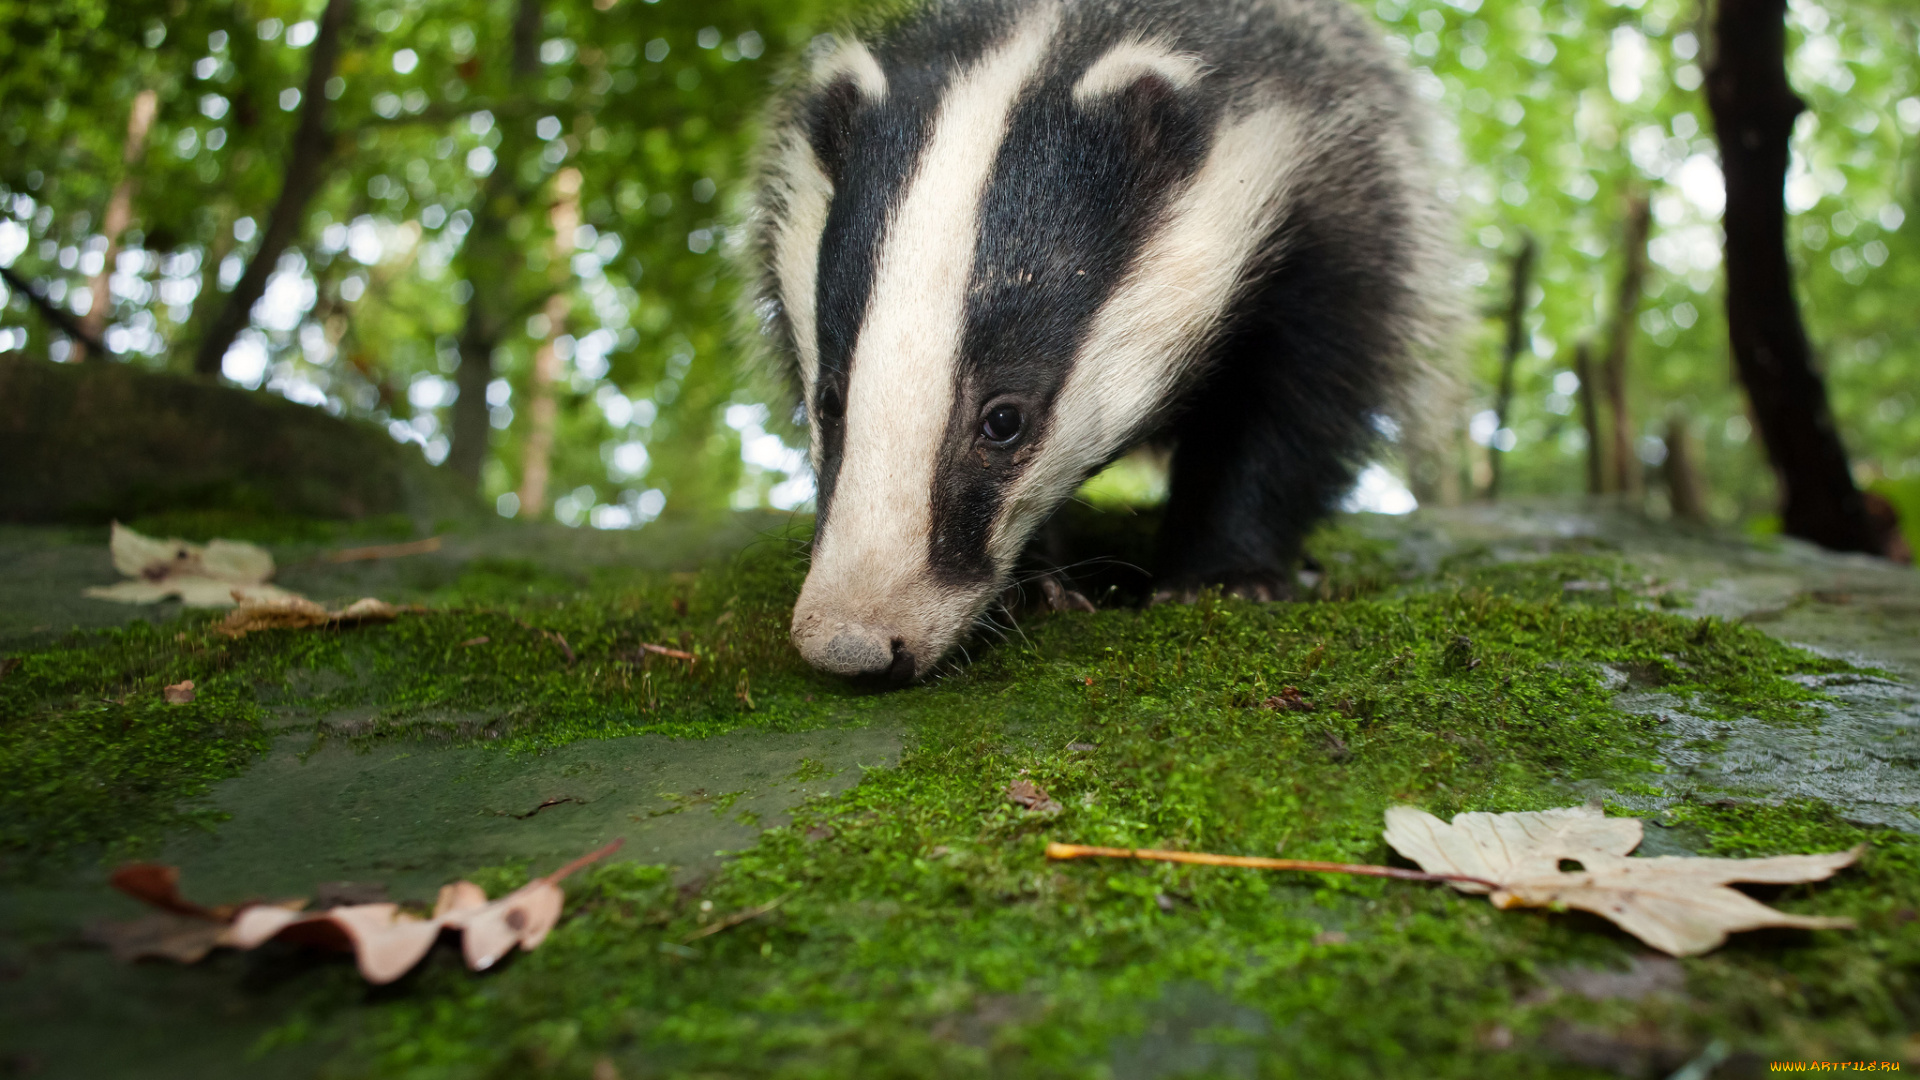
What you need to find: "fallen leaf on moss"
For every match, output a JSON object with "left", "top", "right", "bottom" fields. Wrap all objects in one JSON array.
[
  {"left": 94, "top": 839, "right": 623, "bottom": 984},
  {"left": 85, "top": 863, "right": 302, "bottom": 964},
  {"left": 83, "top": 522, "right": 303, "bottom": 608},
  {"left": 1382, "top": 803, "right": 1861, "bottom": 956},
  {"left": 1007, "top": 778, "right": 1061, "bottom": 815},
  {"left": 1050, "top": 804, "right": 1861, "bottom": 956},
  {"left": 1261, "top": 686, "right": 1314, "bottom": 712},
  {"left": 217, "top": 596, "right": 408, "bottom": 638},
  {"left": 162, "top": 680, "right": 195, "bottom": 704}
]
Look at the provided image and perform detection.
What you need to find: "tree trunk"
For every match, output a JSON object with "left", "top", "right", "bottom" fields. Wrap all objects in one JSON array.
[
  {"left": 1604, "top": 194, "right": 1651, "bottom": 498},
  {"left": 1663, "top": 414, "right": 1709, "bottom": 523},
  {"left": 1573, "top": 341, "right": 1605, "bottom": 496},
  {"left": 448, "top": 0, "right": 546, "bottom": 490},
  {"left": 73, "top": 89, "right": 159, "bottom": 364},
  {"left": 517, "top": 169, "right": 582, "bottom": 519},
  {"left": 1486, "top": 232, "right": 1535, "bottom": 500},
  {"left": 1705, "top": 0, "right": 1876, "bottom": 553},
  {"left": 191, "top": 0, "right": 354, "bottom": 377}
]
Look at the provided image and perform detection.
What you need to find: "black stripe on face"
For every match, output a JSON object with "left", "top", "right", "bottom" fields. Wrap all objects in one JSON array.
[
  {"left": 805, "top": 61, "right": 949, "bottom": 530},
  {"left": 924, "top": 59, "right": 1219, "bottom": 586}
]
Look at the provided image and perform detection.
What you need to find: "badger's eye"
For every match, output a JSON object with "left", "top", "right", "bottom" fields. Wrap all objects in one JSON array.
[
  {"left": 981, "top": 404, "right": 1023, "bottom": 445},
  {"left": 817, "top": 383, "right": 845, "bottom": 421}
]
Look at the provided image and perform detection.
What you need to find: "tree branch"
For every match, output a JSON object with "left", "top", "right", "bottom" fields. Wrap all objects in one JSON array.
[
  {"left": 0, "top": 265, "right": 110, "bottom": 359},
  {"left": 191, "top": 0, "right": 356, "bottom": 377}
]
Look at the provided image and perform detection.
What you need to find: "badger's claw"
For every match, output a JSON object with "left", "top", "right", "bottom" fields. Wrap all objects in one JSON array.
[{"left": 1149, "top": 572, "right": 1301, "bottom": 606}]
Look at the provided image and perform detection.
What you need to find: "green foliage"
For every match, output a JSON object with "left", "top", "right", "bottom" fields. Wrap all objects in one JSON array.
[{"left": 0, "top": 0, "right": 1914, "bottom": 526}]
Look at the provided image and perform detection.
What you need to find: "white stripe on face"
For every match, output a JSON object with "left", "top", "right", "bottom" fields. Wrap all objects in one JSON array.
[
  {"left": 767, "top": 39, "right": 887, "bottom": 471},
  {"left": 766, "top": 126, "right": 833, "bottom": 469},
  {"left": 794, "top": 5, "right": 1063, "bottom": 676},
  {"left": 988, "top": 105, "right": 1309, "bottom": 570}
]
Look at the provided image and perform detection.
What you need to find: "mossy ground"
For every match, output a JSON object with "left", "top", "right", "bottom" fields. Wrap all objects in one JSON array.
[{"left": 1, "top": 513, "right": 1914, "bottom": 1078}]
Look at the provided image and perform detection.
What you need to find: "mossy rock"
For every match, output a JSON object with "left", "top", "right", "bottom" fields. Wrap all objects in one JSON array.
[
  {"left": 2, "top": 505, "right": 1917, "bottom": 1078},
  {"left": 0, "top": 355, "right": 475, "bottom": 526}
]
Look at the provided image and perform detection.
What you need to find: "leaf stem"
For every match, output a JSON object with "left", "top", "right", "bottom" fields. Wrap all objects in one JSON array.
[
  {"left": 1045, "top": 843, "right": 1499, "bottom": 890},
  {"left": 543, "top": 837, "right": 625, "bottom": 884}
]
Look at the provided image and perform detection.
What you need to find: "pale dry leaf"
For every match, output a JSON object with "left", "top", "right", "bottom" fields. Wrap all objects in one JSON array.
[
  {"left": 299, "top": 903, "right": 446, "bottom": 985},
  {"left": 85, "top": 522, "right": 300, "bottom": 608},
  {"left": 449, "top": 880, "right": 566, "bottom": 971},
  {"left": 434, "top": 880, "right": 490, "bottom": 918},
  {"left": 163, "top": 680, "right": 196, "bottom": 704},
  {"left": 98, "top": 840, "right": 625, "bottom": 984},
  {"left": 1383, "top": 804, "right": 1862, "bottom": 956}
]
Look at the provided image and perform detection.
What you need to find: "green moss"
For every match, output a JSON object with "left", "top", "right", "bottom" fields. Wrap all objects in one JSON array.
[
  {"left": 308, "top": 578, "right": 1898, "bottom": 1077},
  {"left": 0, "top": 620, "right": 270, "bottom": 872},
  {"left": 3, "top": 520, "right": 1908, "bottom": 1074}
]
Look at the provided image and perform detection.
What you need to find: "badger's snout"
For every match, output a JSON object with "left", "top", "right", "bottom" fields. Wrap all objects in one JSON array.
[{"left": 790, "top": 607, "right": 922, "bottom": 684}]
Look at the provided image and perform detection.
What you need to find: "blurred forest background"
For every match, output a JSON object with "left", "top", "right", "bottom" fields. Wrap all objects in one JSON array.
[{"left": 1, "top": 0, "right": 1916, "bottom": 548}]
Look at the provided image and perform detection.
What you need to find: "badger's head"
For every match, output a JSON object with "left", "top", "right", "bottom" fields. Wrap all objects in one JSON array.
[{"left": 753, "top": 5, "right": 1310, "bottom": 681}]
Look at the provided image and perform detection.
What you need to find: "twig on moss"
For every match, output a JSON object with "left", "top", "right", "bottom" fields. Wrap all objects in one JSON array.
[
  {"left": 683, "top": 893, "right": 791, "bottom": 942},
  {"left": 322, "top": 537, "right": 444, "bottom": 563},
  {"left": 1045, "top": 843, "right": 1500, "bottom": 890},
  {"left": 637, "top": 643, "right": 697, "bottom": 663}
]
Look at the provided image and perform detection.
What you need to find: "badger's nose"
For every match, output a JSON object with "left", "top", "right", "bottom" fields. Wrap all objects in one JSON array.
[{"left": 793, "top": 619, "right": 918, "bottom": 684}]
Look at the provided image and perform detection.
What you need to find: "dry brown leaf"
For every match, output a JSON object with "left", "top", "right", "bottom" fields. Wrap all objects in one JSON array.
[
  {"left": 109, "top": 862, "right": 233, "bottom": 919},
  {"left": 96, "top": 839, "right": 624, "bottom": 984},
  {"left": 84, "top": 522, "right": 303, "bottom": 608},
  {"left": 1383, "top": 804, "right": 1862, "bottom": 956},
  {"left": 1007, "top": 778, "right": 1062, "bottom": 815},
  {"left": 84, "top": 911, "right": 232, "bottom": 964},
  {"left": 163, "top": 680, "right": 196, "bottom": 704},
  {"left": 217, "top": 596, "right": 405, "bottom": 638}
]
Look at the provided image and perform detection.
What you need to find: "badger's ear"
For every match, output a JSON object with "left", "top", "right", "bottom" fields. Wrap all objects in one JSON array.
[
  {"left": 808, "top": 77, "right": 863, "bottom": 185},
  {"left": 1072, "top": 41, "right": 1207, "bottom": 156},
  {"left": 1073, "top": 40, "right": 1206, "bottom": 103},
  {"left": 807, "top": 39, "right": 887, "bottom": 184}
]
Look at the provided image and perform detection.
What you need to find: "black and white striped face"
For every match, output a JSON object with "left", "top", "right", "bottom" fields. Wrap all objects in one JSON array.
[{"left": 759, "top": 2, "right": 1312, "bottom": 681}]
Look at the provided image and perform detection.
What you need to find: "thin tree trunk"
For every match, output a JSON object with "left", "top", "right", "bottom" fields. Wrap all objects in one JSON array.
[
  {"left": 517, "top": 168, "right": 582, "bottom": 519},
  {"left": 1604, "top": 193, "right": 1651, "bottom": 498},
  {"left": 73, "top": 89, "right": 159, "bottom": 364},
  {"left": 191, "top": 0, "right": 354, "bottom": 377},
  {"left": 1663, "top": 414, "right": 1709, "bottom": 523},
  {"left": 1573, "top": 341, "right": 1605, "bottom": 496},
  {"left": 181, "top": 203, "right": 236, "bottom": 367},
  {"left": 1705, "top": 0, "right": 1876, "bottom": 553},
  {"left": 1486, "top": 231, "right": 1535, "bottom": 500},
  {"left": 448, "top": 0, "right": 545, "bottom": 490}
]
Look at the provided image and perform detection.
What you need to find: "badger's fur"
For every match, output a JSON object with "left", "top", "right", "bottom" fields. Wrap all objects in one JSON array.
[{"left": 749, "top": 0, "right": 1457, "bottom": 682}]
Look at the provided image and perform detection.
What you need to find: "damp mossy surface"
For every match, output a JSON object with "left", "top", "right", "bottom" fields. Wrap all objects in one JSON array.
[{"left": 2, "top": 515, "right": 1915, "bottom": 1078}]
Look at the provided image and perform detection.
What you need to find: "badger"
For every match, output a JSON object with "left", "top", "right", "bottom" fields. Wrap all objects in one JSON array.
[{"left": 748, "top": 0, "right": 1457, "bottom": 682}]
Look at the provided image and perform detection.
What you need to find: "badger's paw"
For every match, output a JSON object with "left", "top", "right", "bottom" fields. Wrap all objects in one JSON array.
[{"left": 1149, "top": 571, "right": 1300, "bottom": 606}]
